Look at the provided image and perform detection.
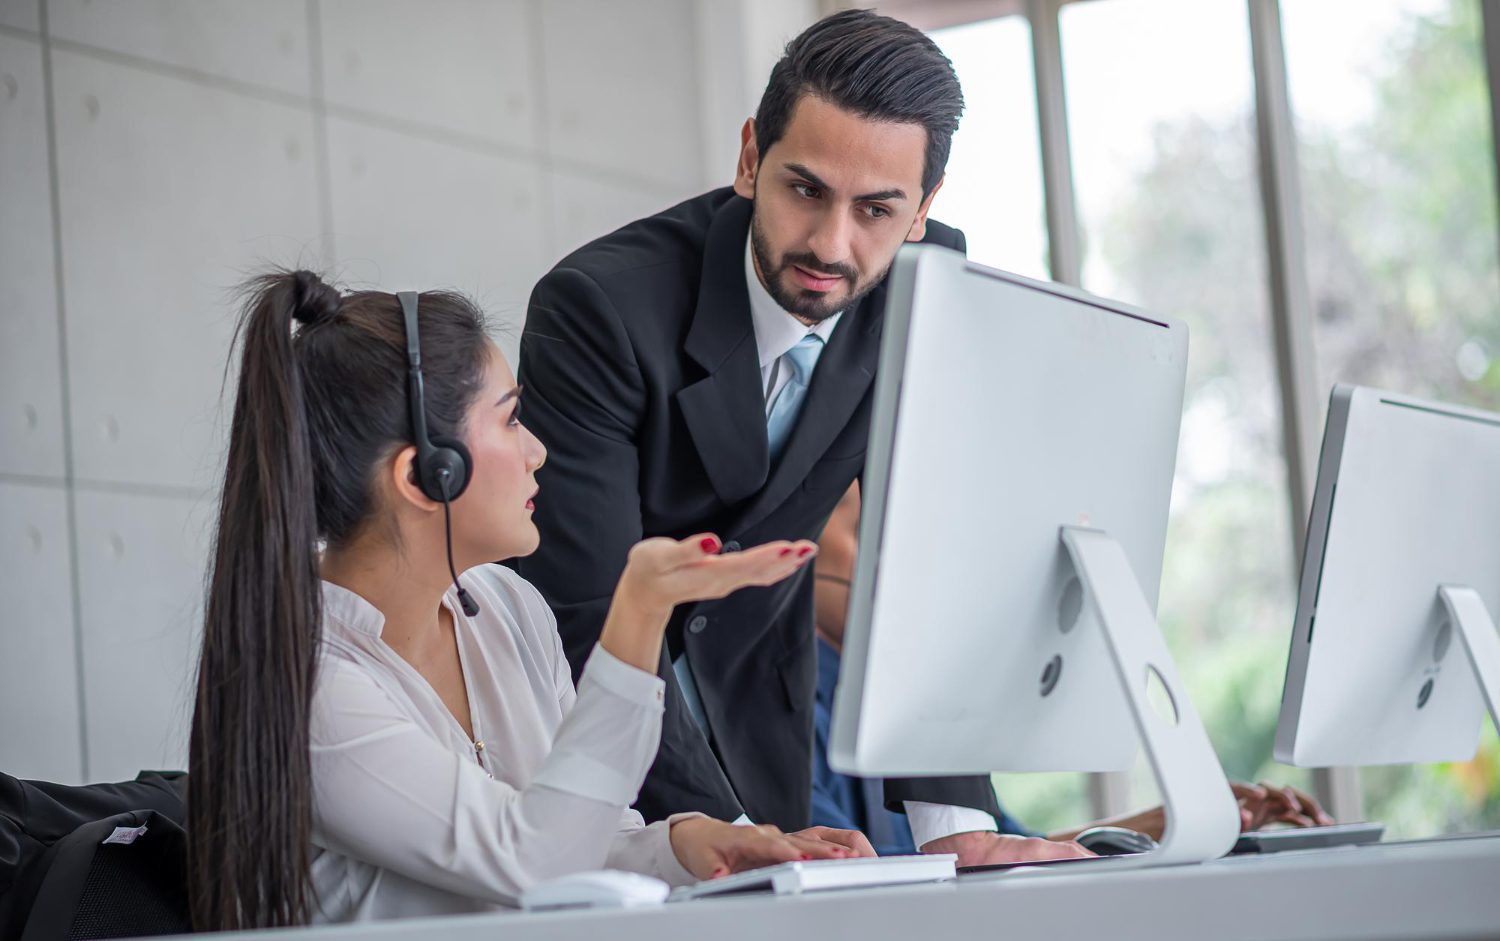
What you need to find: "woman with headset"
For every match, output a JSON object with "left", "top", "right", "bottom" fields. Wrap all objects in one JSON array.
[{"left": 187, "top": 271, "right": 869, "bottom": 931}]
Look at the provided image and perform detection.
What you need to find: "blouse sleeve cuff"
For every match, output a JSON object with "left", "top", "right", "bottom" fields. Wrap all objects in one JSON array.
[
  {"left": 655, "top": 812, "right": 707, "bottom": 886},
  {"left": 581, "top": 644, "right": 667, "bottom": 708}
]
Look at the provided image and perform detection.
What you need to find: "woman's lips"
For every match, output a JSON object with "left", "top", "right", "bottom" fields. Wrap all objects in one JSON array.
[{"left": 790, "top": 265, "right": 843, "bottom": 292}]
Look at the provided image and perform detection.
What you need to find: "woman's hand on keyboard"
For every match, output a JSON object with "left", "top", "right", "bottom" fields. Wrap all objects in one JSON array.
[
  {"left": 791, "top": 826, "right": 877, "bottom": 858},
  {"left": 669, "top": 818, "right": 852, "bottom": 879}
]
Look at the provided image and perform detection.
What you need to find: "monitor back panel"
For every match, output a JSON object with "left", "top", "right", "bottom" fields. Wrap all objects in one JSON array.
[
  {"left": 831, "top": 246, "right": 1188, "bottom": 776},
  {"left": 1277, "top": 385, "right": 1500, "bottom": 767}
]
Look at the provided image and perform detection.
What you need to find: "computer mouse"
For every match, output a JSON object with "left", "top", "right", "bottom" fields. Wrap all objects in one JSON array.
[
  {"left": 1075, "top": 826, "right": 1160, "bottom": 857},
  {"left": 520, "top": 869, "right": 670, "bottom": 911}
]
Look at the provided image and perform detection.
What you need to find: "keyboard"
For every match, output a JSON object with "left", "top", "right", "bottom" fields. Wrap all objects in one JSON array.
[
  {"left": 669, "top": 854, "right": 957, "bottom": 901},
  {"left": 1231, "top": 821, "right": 1385, "bottom": 854}
]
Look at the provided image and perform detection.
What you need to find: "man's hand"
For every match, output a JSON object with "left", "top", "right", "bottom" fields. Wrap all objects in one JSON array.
[
  {"left": 919, "top": 830, "right": 1094, "bottom": 867},
  {"left": 1233, "top": 781, "right": 1335, "bottom": 831}
]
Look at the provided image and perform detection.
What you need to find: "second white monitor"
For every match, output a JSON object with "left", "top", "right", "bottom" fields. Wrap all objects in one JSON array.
[{"left": 1276, "top": 384, "right": 1500, "bottom": 768}]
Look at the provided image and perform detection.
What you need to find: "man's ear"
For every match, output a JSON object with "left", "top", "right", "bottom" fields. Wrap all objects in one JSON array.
[
  {"left": 733, "top": 117, "right": 759, "bottom": 200},
  {"left": 388, "top": 444, "right": 439, "bottom": 512},
  {"left": 906, "top": 175, "right": 945, "bottom": 242}
]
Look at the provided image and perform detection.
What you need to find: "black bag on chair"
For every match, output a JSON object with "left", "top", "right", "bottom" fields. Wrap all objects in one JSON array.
[
  {"left": 15, "top": 809, "right": 189, "bottom": 940},
  {"left": 0, "top": 771, "right": 191, "bottom": 940}
]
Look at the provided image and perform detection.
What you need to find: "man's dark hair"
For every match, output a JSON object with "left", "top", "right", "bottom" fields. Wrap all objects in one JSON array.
[{"left": 754, "top": 9, "right": 964, "bottom": 196}]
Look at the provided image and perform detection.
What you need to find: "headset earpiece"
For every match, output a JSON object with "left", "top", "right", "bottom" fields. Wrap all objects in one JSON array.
[
  {"left": 417, "top": 436, "right": 472, "bottom": 504},
  {"left": 398, "top": 290, "right": 480, "bottom": 618}
]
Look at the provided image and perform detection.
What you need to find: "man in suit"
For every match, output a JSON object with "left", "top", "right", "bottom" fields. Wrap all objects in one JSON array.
[{"left": 515, "top": 9, "right": 1087, "bottom": 865}]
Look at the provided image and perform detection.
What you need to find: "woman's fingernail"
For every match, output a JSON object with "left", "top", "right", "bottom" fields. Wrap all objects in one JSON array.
[
  {"left": 711, "top": 867, "right": 727, "bottom": 878},
  {"left": 798, "top": 546, "right": 813, "bottom": 557},
  {"left": 701, "top": 537, "right": 721, "bottom": 554},
  {"left": 799, "top": 854, "right": 810, "bottom": 860}
]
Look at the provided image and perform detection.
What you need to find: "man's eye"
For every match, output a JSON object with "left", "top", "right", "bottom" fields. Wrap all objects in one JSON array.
[
  {"left": 864, "top": 204, "right": 890, "bottom": 219},
  {"left": 506, "top": 406, "right": 521, "bottom": 427},
  {"left": 793, "top": 183, "right": 820, "bottom": 199}
]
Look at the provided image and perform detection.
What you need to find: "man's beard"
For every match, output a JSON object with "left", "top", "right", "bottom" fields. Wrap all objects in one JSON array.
[{"left": 749, "top": 210, "right": 888, "bottom": 323}]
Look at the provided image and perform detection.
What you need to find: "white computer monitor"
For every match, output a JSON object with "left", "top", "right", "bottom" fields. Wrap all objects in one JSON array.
[
  {"left": 830, "top": 244, "right": 1242, "bottom": 865},
  {"left": 1276, "top": 384, "right": 1500, "bottom": 768}
]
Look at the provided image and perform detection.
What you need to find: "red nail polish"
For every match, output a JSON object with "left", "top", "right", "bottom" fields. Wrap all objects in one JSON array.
[
  {"left": 798, "top": 546, "right": 813, "bottom": 557},
  {"left": 780, "top": 547, "right": 794, "bottom": 557},
  {"left": 701, "top": 537, "right": 721, "bottom": 554},
  {"left": 799, "top": 854, "right": 810, "bottom": 860}
]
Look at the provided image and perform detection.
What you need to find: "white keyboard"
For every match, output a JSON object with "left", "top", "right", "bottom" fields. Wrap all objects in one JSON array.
[{"left": 669, "top": 853, "right": 957, "bottom": 901}]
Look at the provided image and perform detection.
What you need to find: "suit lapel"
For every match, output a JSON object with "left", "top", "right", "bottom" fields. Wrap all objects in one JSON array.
[
  {"left": 674, "top": 196, "right": 770, "bottom": 505},
  {"left": 728, "top": 282, "right": 887, "bottom": 536}
]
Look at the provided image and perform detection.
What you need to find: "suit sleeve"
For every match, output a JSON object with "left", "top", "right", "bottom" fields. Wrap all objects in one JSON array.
[{"left": 514, "top": 266, "right": 745, "bottom": 825}]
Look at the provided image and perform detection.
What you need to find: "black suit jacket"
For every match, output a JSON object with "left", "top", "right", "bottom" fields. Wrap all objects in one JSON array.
[{"left": 515, "top": 187, "right": 1001, "bottom": 831}]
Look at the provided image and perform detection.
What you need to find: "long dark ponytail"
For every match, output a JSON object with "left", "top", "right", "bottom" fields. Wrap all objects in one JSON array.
[{"left": 188, "top": 270, "right": 488, "bottom": 931}]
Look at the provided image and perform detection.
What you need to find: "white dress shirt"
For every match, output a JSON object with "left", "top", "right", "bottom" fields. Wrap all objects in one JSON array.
[
  {"left": 308, "top": 565, "right": 697, "bottom": 923},
  {"left": 744, "top": 236, "right": 1000, "bottom": 850},
  {"left": 745, "top": 236, "right": 843, "bottom": 411}
]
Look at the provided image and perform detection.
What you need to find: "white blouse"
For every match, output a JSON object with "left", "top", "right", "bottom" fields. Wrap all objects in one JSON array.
[{"left": 307, "top": 564, "right": 697, "bottom": 923}]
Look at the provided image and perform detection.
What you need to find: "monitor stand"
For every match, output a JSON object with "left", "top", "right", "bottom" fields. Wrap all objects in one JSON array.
[
  {"left": 1436, "top": 585, "right": 1500, "bottom": 731},
  {"left": 1059, "top": 526, "right": 1242, "bottom": 867}
]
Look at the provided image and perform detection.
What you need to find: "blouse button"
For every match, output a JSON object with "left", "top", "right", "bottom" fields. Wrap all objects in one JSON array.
[{"left": 474, "top": 741, "right": 485, "bottom": 752}]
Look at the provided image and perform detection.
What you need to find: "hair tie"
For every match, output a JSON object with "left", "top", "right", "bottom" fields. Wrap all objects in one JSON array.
[{"left": 290, "top": 270, "right": 340, "bottom": 326}]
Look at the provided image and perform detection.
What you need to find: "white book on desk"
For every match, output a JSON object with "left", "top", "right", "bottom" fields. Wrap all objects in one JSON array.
[{"left": 669, "top": 854, "right": 957, "bottom": 901}]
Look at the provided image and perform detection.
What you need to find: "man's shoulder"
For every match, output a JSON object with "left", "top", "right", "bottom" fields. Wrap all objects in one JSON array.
[
  {"left": 921, "top": 216, "right": 965, "bottom": 254},
  {"left": 544, "top": 186, "right": 738, "bottom": 291}
]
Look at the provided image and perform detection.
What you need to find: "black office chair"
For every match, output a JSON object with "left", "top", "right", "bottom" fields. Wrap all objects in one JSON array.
[{"left": 1, "top": 772, "right": 192, "bottom": 939}]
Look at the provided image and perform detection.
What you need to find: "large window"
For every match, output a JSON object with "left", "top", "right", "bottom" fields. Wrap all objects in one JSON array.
[
  {"left": 1284, "top": 0, "right": 1500, "bottom": 838},
  {"left": 1059, "top": 0, "right": 1307, "bottom": 809},
  {"left": 905, "top": 0, "right": 1500, "bottom": 838},
  {"left": 930, "top": 17, "right": 1049, "bottom": 280}
]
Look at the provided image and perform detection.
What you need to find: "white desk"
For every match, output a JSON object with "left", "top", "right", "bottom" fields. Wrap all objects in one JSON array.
[{"left": 218, "top": 835, "right": 1500, "bottom": 941}]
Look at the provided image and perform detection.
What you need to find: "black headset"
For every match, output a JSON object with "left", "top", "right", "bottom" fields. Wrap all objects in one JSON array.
[{"left": 399, "top": 291, "right": 480, "bottom": 617}]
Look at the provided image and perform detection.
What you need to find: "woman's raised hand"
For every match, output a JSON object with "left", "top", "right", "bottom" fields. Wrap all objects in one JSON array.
[
  {"left": 620, "top": 533, "right": 817, "bottom": 614},
  {"left": 598, "top": 534, "right": 817, "bottom": 671}
]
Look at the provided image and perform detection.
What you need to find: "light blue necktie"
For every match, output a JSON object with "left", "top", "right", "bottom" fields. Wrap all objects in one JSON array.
[
  {"left": 673, "top": 654, "right": 710, "bottom": 735},
  {"left": 766, "top": 334, "right": 826, "bottom": 460}
]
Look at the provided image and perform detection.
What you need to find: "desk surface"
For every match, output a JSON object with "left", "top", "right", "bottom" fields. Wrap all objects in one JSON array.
[{"left": 225, "top": 836, "right": 1500, "bottom": 941}]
